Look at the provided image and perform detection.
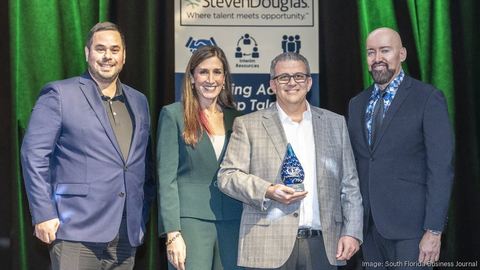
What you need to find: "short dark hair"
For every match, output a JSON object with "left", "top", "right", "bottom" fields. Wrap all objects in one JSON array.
[
  {"left": 270, "top": 52, "right": 311, "bottom": 79},
  {"left": 85, "top": 22, "right": 126, "bottom": 50}
]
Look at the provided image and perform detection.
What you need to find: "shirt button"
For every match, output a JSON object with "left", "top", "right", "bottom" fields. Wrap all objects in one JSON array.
[
  {"left": 119, "top": 192, "right": 125, "bottom": 197},
  {"left": 124, "top": 167, "right": 128, "bottom": 171},
  {"left": 370, "top": 157, "right": 374, "bottom": 161},
  {"left": 293, "top": 213, "right": 299, "bottom": 218}
]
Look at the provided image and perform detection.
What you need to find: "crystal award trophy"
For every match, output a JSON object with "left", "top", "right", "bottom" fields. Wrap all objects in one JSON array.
[{"left": 281, "top": 143, "right": 305, "bottom": 192}]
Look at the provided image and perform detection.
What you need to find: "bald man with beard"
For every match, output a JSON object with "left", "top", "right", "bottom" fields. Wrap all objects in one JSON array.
[{"left": 347, "top": 28, "right": 454, "bottom": 270}]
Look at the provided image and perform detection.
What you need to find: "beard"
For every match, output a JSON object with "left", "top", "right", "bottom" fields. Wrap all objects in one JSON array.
[
  {"left": 88, "top": 60, "right": 122, "bottom": 84},
  {"left": 369, "top": 62, "right": 395, "bottom": 85}
]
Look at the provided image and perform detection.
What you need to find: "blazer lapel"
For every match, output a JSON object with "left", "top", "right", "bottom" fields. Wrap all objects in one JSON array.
[
  {"left": 122, "top": 86, "right": 140, "bottom": 163},
  {"left": 198, "top": 110, "right": 230, "bottom": 165},
  {"left": 311, "top": 108, "right": 327, "bottom": 183},
  {"left": 78, "top": 72, "right": 124, "bottom": 162},
  {"left": 361, "top": 87, "right": 373, "bottom": 148},
  {"left": 262, "top": 104, "right": 288, "bottom": 161},
  {"left": 372, "top": 75, "right": 412, "bottom": 151},
  {"left": 187, "top": 108, "right": 237, "bottom": 166},
  {"left": 219, "top": 108, "right": 237, "bottom": 163}
]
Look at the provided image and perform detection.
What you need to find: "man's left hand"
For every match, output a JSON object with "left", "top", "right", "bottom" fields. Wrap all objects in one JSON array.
[
  {"left": 336, "top": 236, "right": 360, "bottom": 261},
  {"left": 418, "top": 231, "right": 441, "bottom": 264}
]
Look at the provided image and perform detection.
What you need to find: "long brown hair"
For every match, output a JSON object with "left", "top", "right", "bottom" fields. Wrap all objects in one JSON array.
[{"left": 182, "top": 45, "right": 235, "bottom": 146}]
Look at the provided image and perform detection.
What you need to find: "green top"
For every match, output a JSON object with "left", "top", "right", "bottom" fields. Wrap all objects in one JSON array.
[{"left": 156, "top": 102, "right": 243, "bottom": 236}]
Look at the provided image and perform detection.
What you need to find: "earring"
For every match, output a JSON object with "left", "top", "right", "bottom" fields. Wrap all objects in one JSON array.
[{"left": 222, "top": 84, "right": 225, "bottom": 90}]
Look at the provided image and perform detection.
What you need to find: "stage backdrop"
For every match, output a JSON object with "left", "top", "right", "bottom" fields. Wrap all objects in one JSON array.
[
  {"left": 4, "top": 0, "right": 480, "bottom": 269},
  {"left": 174, "top": 0, "right": 319, "bottom": 113}
]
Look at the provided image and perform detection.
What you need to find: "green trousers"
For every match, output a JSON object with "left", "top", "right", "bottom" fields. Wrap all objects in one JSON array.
[{"left": 168, "top": 217, "right": 241, "bottom": 270}]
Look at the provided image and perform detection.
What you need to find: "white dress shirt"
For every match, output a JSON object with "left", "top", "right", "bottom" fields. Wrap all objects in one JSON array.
[
  {"left": 276, "top": 102, "right": 321, "bottom": 230},
  {"left": 210, "top": 135, "right": 226, "bottom": 160}
]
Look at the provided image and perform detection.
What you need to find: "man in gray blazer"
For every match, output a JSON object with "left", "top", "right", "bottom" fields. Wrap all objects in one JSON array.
[{"left": 218, "top": 52, "right": 363, "bottom": 269}]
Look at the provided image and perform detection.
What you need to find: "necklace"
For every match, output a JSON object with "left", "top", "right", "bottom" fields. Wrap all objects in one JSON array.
[{"left": 204, "top": 106, "right": 222, "bottom": 117}]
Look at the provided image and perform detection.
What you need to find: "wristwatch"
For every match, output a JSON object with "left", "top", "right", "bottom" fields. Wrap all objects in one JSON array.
[{"left": 428, "top": 229, "right": 442, "bottom": 235}]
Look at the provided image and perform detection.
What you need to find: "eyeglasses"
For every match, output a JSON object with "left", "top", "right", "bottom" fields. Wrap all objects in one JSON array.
[{"left": 273, "top": 73, "right": 310, "bottom": 84}]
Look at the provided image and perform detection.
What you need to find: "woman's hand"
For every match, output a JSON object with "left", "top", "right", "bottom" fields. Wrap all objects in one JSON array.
[{"left": 166, "top": 231, "right": 186, "bottom": 270}]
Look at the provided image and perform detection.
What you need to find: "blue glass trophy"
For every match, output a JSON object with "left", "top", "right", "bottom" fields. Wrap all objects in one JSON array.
[{"left": 281, "top": 143, "right": 305, "bottom": 191}]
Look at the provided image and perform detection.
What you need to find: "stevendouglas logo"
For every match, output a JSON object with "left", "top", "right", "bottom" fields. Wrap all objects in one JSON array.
[
  {"left": 184, "top": 0, "right": 309, "bottom": 12},
  {"left": 185, "top": 0, "right": 201, "bottom": 9},
  {"left": 180, "top": 0, "right": 314, "bottom": 27}
]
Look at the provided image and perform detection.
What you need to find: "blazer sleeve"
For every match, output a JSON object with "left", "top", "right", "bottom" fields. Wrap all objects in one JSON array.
[
  {"left": 422, "top": 89, "right": 454, "bottom": 231},
  {"left": 339, "top": 117, "right": 363, "bottom": 242},
  {"left": 156, "top": 107, "right": 182, "bottom": 236},
  {"left": 218, "top": 117, "right": 274, "bottom": 211},
  {"left": 20, "top": 83, "right": 62, "bottom": 225}
]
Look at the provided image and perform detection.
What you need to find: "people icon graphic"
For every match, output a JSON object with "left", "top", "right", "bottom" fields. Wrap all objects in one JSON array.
[
  {"left": 282, "top": 35, "right": 301, "bottom": 53},
  {"left": 243, "top": 33, "right": 251, "bottom": 45},
  {"left": 235, "top": 33, "right": 260, "bottom": 59},
  {"left": 252, "top": 47, "right": 259, "bottom": 58}
]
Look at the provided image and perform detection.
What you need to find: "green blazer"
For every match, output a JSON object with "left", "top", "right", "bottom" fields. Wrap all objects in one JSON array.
[{"left": 156, "top": 102, "right": 242, "bottom": 236}]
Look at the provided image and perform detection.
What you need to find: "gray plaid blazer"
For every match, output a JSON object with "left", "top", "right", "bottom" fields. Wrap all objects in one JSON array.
[{"left": 218, "top": 104, "right": 363, "bottom": 268}]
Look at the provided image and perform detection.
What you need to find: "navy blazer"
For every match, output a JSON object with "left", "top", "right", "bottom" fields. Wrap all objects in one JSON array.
[
  {"left": 21, "top": 72, "right": 156, "bottom": 247},
  {"left": 347, "top": 74, "right": 454, "bottom": 239}
]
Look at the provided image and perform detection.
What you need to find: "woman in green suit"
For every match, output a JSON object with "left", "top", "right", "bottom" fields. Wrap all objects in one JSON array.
[{"left": 157, "top": 45, "right": 242, "bottom": 270}]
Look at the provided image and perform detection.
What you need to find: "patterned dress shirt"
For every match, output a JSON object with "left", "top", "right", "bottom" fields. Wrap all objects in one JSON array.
[{"left": 365, "top": 70, "right": 405, "bottom": 145}]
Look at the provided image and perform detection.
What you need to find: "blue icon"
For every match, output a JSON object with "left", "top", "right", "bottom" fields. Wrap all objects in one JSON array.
[
  {"left": 235, "top": 33, "right": 259, "bottom": 58},
  {"left": 282, "top": 35, "right": 301, "bottom": 53},
  {"left": 185, "top": 37, "right": 217, "bottom": 53}
]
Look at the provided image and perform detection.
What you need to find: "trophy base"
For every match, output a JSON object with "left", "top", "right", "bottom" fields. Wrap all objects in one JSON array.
[{"left": 286, "top": 183, "right": 304, "bottom": 192}]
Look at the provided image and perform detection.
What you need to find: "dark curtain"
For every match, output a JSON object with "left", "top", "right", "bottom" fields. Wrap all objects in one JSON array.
[{"left": 2, "top": 0, "right": 478, "bottom": 269}]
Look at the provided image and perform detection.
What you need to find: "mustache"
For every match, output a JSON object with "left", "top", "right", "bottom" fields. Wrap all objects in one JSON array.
[{"left": 371, "top": 62, "right": 389, "bottom": 69}]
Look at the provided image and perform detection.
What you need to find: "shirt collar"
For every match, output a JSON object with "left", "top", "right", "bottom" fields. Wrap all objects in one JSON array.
[
  {"left": 94, "top": 79, "right": 124, "bottom": 101},
  {"left": 374, "top": 69, "right": 405, "bottom": 95},
  {"left": 276, "top": 101, "right": 312, "bottom": 124}
]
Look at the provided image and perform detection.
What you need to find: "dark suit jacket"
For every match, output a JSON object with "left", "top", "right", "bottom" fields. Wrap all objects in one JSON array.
[
  {"left": 156, "top": 102, "right": 242, "bottom": 236},
  {"left": 21, "top": 72, "right": 156, "bottom": 247},
  {"left": 348, "top": 74, "right": 454, "bottom": 240}
]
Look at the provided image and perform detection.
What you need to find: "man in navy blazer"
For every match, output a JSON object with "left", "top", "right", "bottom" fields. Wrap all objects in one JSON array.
[
  {"left": 20, "top": 22, "right": 155, "bottom": 269},
  {"left": 348, "top": 28, "right": 454, "bottom": 269}
]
